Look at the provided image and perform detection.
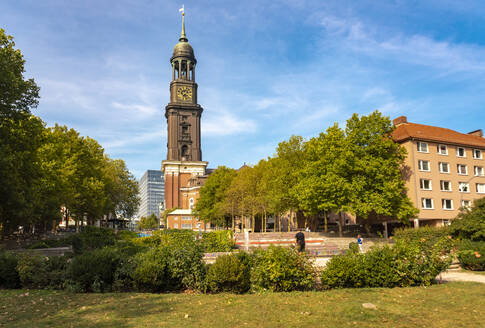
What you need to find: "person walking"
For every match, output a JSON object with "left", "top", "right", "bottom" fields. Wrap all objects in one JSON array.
[
  {"left": 295, "top": 231, "right": 305, "bottom": 252},
  {"left": 357, "top": 234, "right": 363, "bottom": 253}
]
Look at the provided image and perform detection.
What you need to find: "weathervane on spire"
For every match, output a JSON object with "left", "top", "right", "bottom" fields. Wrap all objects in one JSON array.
[{"left": 179, "top": 5, "right": 187, "bottom": 41}]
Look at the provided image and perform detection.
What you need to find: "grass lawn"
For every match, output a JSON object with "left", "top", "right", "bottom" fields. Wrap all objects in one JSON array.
[
  {"left": 460, "top": 269, "right": 485, "bottom": 276},
  {"left": 1, "top": 282, "right": 484, "bottom": 328}
]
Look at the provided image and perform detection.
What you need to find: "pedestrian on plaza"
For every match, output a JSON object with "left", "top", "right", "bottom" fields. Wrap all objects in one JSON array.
[
  {"left": 357, "top": 234, "right": 363, "bottom": 253},
  {"left": 295, "top": 231, "right": 305, "bottom": 252}
]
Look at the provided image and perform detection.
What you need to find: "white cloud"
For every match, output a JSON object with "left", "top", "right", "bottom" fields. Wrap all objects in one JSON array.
[
  {"left": 112, "top": 102, "right": 158, "bottom": 115},
  {"left": 101, "top": 130, "right": 163, "bottom": 149},
  {"left": 319, "top": 14, "right": 485, "bottom": 73},
  {"left": 203, "top": 113, "right": 257, "bottom": 136}
]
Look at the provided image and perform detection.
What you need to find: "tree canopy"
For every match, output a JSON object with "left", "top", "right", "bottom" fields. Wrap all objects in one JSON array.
[
  {"left": 0, "top": 29, "right": 139, "bottom": 237},
  {"left": 193, "top": 111, "right": 417, "bottom": 231}
]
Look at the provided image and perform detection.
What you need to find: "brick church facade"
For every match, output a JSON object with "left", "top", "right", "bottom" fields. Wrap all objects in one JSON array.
[{"left": 162, "top": 14, "right": 210, "bottom": 230}]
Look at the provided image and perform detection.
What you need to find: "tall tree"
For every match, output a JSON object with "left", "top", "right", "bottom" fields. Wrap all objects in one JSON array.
[
  {"left": 194, "top": 166, "right": 236, "bottom": 228},
  {"left": 295, "top": 124, "right": 355, "bottom": 235},
  {"left": 345, "top": 111, "right": 418, "bottom": 222},
  {"left": 0, "top": 28, "right": 39, "bottom": 118}
]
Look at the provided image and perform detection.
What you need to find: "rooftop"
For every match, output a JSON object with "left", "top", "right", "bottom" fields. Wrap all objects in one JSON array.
[{"left": 392, "top": 116, "right": 485, "bottom": 149}]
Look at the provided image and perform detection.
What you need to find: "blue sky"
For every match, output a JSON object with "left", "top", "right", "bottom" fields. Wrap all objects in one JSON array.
[{"left": 2, "top": 0, "right": 485, "bottom": 179}]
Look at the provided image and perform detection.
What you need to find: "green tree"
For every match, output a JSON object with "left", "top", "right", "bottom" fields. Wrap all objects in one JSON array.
[
  {"left": 0, "top": 29, "right": 39, "bottom": 118},
  {"left": 0, "top": 115, "right": 45, "bottom": 236},
  {"left": 450, "top": 197, "right": 485, "bottom": 241},
  {"left": 295, "top": 124, "right": 355, "bottom": 235},
  {"left": 138, "top": 214, "right": 159, "bottom": 230},
  {"left": 345, "top": 111, "right": 418, "bottom": 223},
  {"left": 194, "top": 166, "right": 236, "bottom": 228}
]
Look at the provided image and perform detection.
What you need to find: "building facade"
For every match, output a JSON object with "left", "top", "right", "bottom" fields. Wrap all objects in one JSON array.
[
  {"left": 392, "top": 116, "right": 485, "bottom": 227},
  {"left": 137, "top": 170, "right": 164, "bottom": 220},
  {"left": 162, "top": 13, "right": 209, "bottom": 230}
]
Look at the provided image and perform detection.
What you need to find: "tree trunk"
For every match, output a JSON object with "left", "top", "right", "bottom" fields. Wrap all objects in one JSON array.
[
  {"left": 324, "top": 210, "right": 328, "bottom": 233},
  {"left": 338, "top": 212, "right": 343, "bottom": 237}
]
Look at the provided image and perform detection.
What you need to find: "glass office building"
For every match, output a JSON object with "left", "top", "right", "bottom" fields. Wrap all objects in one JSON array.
[{"left": 137, "top": 170, "right": 164, "bottom": 219}]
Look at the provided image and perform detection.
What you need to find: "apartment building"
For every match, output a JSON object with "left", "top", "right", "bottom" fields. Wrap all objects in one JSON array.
[{"left": 392, "top": 116, "right": 485, "bottom": 227}]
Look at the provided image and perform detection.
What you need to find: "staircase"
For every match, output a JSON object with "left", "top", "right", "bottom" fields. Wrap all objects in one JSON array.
[{"left": 234, "top": 232, "right": 388, "bottom": 256}]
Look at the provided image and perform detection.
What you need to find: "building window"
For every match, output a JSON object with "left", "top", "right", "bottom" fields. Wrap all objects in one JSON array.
[
  {"left": 477, "top": 183, "right": 485, "bottom": 194},
  {"left": 473, "top": 149, "right": 483, "bottom": 159},
  {"left": 182, "top": 216, "right": 192, "bottom": 221},
  {"left": 457, "top": 164, "right": 468, "bottom": 175},
  {"left": 437, "top": 144, "right": 448, "bottom": 155},
  {"left": 442, "top": 219, "right": 451, "bottom": 226},
  {"left": 442, "top": 199, "right": 453, "bottom": 210},
  {"left": 417, "top": 142, "right": 428, "bottom": 153},
  {"left": 458, "top": 182, "right": 470, "bottom": 193},
  {"left": 461, "top": 200, "right": 471, "bottom": 209},
  {"left": 440, "top": 180, "right": 452, "bottom": 192},
  {"left": 181, "top": 223, "right": 193, "bottom": 229},
  {"left": 419, "top": 179, "right": 432, "bottom": 190},
  {"left": 475, "top": 166, "right": 485, "bottom": 176},
  {"left": 173, "top": 216, "right": 178, "bottom": 220},
  {"left": 439, "top": 162, "right": 450, "bottom": 173},
  {"left": 421, "top": 198, "right": 434, "bottom": 209},
  {"left": 418, "top": 160, "right": 430, "bottom": 171},
  {"left": 174, "top": 223, "right": 178, "bottom": 229},
  {"left": 457, "top": 147, "right": 466, "bottom": 157}
]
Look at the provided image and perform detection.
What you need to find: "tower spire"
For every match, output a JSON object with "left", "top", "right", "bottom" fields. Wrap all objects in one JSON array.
[{"left": 179, "top": 5, "right": 187, "bottom": 42}]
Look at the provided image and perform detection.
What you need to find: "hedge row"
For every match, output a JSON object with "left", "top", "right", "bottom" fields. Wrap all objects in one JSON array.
[{"left": 1, "top": 236, "right": 456, "bottom": 293}]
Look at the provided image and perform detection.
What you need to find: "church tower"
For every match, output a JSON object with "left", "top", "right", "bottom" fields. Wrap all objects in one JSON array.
[{"left": 162, "top": 11, "right": 208, "bottom": 226}]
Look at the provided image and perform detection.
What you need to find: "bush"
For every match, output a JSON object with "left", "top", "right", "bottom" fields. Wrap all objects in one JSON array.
[
  {"left": 16, "top": 254, "right": 68, "bottom": 289},
  {"left": 393, "top": 226, "right": 450, "bottom": 248},
  {"left": 206, "top": 252, "right": 252, "bottom": 294},
  {"left": 251, "top": 246, "right": 316, "bottom": 292},
  {"left": 320, "top": 237, "right": 453, "bottom": 289},
  {"left": 457, "top": 240, "right": 485, "bottom": 271},
  {"left": 201, "top": 230, "right": 235, "bottom": 252},
  {"left": 450, "top": 197, "right": 485, "bottom": 241},
  {"left": 76, "top": 226, "right": 117, "bottom": 253},
  {"left": 0, "top": 251, "right": 19, "bottom": 289},
  {"left": 66, "top": 247, "right": 121, "bottom": 292},
  {"left": 133, "top": 241, "right": 206, "bottom": 293}
]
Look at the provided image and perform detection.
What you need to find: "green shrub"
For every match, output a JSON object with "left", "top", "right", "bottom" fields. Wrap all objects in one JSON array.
[
  {"left": 132, "top": 246, "right": 174, "bottom": 292},
  {"left": 457, "top": 240, "right": 485, "bottom": 271},
  {"left": 250, "top": 246, "right": 316, "bottom": 292},
  {"left": 144, "top": 229, "right": 196, "bottom": 248},
  {"left": 207, "top": 252, "right": 252, "bottom": 294},
  {"left": 201, "top": 230, "right": 235, "bottom": 252},
  {"left": 76, "top": 226, "right": 116, "bottom": 253},
  {"left": 133, "top": 241, "right": 206, "bottom": 293},
  {"left": 17, "top": 254, "right": 48, "bottom": 289},
  {"left": 66, "top": 247, "right": 121, "bottom": 292},
  {"left": 0, "top": 251, "right": 19, "bottom": 289},
  {"left": 16, "top": 254, "right": 68, "bottom": 290},
  {"left": 393, "top": 226, "right": 450, "bottom": 248},
  {"left": 321, "top": 237, "right": 453, "bottom": 289}
]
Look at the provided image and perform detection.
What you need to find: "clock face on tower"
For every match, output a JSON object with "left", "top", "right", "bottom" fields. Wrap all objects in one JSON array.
[{"left": 177, "top": 86, "right": 192, "bottom": 101}]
